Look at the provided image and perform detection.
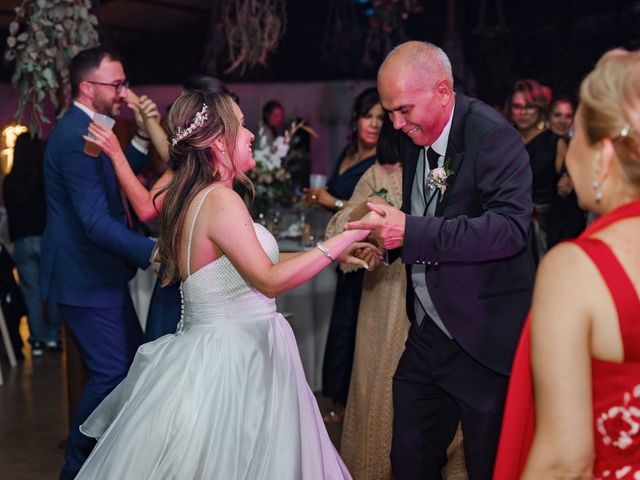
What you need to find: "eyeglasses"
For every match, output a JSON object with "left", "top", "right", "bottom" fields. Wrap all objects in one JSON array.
[
  {"left": 85, "top": 79, "right": 129, "bottom": 94},
  {"left": 511, "top": 103, "right": 537, "bottom": 113}
]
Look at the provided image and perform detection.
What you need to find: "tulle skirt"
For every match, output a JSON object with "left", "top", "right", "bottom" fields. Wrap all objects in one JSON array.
[{"left": 76, "top": 294, "right": 350, "bottom": 479}]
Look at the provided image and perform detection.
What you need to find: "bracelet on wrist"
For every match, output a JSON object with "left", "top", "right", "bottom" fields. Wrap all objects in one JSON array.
[
  {"left": 315, "top": 242, "right": 335, "bottom": 262},
  {"left": 135, "top": 131, "right": 151, "bottom": 141}
]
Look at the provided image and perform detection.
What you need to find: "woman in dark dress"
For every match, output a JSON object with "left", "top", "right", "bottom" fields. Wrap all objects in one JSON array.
[
  {"left": 547, "top": 96, "right": 587, "bottom": 246},
  {"left": 509, "top": 79, "right": 568, "bottom": 262},
  {"left": 303, "top": 87, "right": 384, "bottom": 422}
]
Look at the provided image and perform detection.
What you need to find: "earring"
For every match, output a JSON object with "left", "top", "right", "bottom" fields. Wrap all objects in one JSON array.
[
  {"left": 592, "top": 180, "right": 603, "bottom": 203},
  {"left": 620, "top": 124, "right": 631, "bottom": 137}
]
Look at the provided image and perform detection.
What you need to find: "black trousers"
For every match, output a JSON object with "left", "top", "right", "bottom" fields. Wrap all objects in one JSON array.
[
  {"left": 391, "top": 317, "right": 509, "bottom": 480},
  {"left": 322, "top": 268, "right": 365, "bottom": 405}
]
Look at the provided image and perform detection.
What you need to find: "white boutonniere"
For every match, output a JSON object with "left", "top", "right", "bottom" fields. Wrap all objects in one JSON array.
[{"left": 426, "top": 158, "right": 454, "bottom": 198}]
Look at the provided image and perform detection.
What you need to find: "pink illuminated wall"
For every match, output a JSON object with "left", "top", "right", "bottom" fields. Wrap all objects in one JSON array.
[{"left": 0, "top": 80, "right": 376, "bottom": 174}]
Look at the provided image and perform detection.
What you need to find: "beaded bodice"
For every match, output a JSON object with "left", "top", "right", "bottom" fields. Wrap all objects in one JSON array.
[
  {"left": 181, "top": 224, "right": 279, "bottom": 303},
  {"left": 175, "top": 186, "right": 280, "bottom": 334}
]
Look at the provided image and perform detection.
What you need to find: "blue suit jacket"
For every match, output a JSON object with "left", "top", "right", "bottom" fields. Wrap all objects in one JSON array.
[
  {"left": 41, "top": 105, "right": 155, "bottom": 308},
  {"left": 398, "top": 94, "right": 535, "bottom": 375}
]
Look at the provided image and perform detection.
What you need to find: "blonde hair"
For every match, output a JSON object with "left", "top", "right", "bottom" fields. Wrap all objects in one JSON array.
[
  {"left": 579, "top": 49, "right": 640, "bottom": 184},
  {"left": 156, "top": 90, "right": 253, "bottom": 285}
]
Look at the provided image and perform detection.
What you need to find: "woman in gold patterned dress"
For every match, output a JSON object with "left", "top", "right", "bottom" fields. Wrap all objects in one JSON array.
[{"left": 326, "top": 119, "right": 467, "bottom": 479}]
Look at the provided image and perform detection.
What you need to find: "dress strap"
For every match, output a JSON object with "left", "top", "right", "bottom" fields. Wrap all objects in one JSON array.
[
  {"left": 186, "top": 185, "right": 217, "bottom": 277},
  {"left": 571, "top": 237, "right": 640, "bottom": 361},
  {"left": 582, "top": 199, "right": 640, "bottom": 236}
]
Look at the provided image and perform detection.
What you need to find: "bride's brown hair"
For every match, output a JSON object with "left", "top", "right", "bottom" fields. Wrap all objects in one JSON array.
[{"left": 155, "top": 90, "right": 252, "bottom": 285}]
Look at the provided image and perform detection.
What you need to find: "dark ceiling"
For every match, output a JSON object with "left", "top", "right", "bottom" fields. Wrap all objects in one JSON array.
[{"left": 1, "top": 0, "right": 640, "bottom": 105}]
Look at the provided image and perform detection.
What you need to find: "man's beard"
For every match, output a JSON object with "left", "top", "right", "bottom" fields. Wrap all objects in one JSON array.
[{"left": 93, "top": 95, "right": 120, "bottom": 117}]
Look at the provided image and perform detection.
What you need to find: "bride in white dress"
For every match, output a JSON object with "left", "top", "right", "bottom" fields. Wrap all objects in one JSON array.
[{"left": 75, "top": 91, "right": 378, "bottom": 479}]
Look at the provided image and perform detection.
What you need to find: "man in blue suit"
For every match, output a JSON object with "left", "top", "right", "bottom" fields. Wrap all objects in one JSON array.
[{"left": 41, "top": 46, "right": 155, "bottom": 479}]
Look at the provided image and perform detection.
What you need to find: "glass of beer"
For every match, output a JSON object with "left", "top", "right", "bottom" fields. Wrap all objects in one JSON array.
[{"left": 83, "top": 113, "right": 116, "bottom": 158}]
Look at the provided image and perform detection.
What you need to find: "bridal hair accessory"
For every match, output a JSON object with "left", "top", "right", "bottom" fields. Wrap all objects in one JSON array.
[{"left": 171, "top": 104, "right": 209, "bottom": 146}]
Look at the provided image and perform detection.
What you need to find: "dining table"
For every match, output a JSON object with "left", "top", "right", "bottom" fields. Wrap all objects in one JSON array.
[{"left": 267, "top": 205, "right": 336, "bottom": 392}]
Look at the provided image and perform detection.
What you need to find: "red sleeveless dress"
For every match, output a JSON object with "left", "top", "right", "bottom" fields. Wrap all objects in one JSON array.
[{"left": 493, "top": 200, "right": 640, "bottom": 480}]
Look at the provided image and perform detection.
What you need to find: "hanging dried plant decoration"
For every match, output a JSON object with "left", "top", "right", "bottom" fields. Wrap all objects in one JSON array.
[
  {"left": 4, "top": 0, "right": 100, "bottom": 136},
  {"left": 321, "top": 0, "right": 361, "bottom": 73},
  {"left": 217, "top": 0, "right": 287, "bottom": 75},
  {"left": 362, "top": 0, "right": 424, "bottom": 69}
]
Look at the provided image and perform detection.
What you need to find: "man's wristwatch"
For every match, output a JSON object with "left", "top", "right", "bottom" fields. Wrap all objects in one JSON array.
[{"left": 334, "top": 199, "right": 345, "bottom": 210}]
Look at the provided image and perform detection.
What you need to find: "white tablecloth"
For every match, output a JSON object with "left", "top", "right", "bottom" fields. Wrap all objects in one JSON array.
[{"left": 276, "top": 265, "right": 336, "bottom": 392}]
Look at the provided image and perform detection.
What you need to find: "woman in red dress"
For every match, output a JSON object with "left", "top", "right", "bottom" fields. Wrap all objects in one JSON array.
[{"left": 494, "top": 49, "right": 640, "bottom": 480}]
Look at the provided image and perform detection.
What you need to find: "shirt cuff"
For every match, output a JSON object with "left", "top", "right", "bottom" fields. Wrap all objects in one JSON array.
[{"left": 131, "top": 138, "right": 149, "bottom": 155}]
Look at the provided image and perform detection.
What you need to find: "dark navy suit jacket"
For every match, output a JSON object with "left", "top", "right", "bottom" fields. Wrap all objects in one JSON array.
[
  {"left": 398, "top": 93, "right": 535, "bottom": 375},
  {"left": 41, "top": 104, "right": 155, "bottom": 308}
]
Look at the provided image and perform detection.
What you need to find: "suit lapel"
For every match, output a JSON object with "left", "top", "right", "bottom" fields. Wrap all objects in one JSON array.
[
  {"left": 70, "top": 105, "right": 122, "bottom": 217},
  {"left": 436, "top": 94, "right": 467, "bottom": 216}
]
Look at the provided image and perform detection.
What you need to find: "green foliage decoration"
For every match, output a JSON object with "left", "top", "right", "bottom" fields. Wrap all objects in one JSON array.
[{"left": 4, "top": 0, "right": 100, "bottom": 136}]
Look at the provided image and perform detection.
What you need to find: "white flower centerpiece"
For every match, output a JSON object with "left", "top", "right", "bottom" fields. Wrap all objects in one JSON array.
[
  {"left": 249, "top": 119, "right": 318, "bottom": 215},
  {"left": 249, "top": 123, "right": 294, "bottom": 214}
]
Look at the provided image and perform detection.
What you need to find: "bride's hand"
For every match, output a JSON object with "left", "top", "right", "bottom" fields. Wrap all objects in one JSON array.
[
  {"left": 83, "top": 122, "right": 126, "bottom": 165},
  {"left": 336, "top": 241, "right": 384, "bottom": 270}
]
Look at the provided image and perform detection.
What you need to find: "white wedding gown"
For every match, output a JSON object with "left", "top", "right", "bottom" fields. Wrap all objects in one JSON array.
[{"left": 76, "top": 186, "right": 351, "bottom": 479}]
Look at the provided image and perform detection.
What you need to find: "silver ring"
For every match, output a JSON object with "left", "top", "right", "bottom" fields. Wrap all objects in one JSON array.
[{"left": 311, "top": 194, "right": 317, "bottom": 201}]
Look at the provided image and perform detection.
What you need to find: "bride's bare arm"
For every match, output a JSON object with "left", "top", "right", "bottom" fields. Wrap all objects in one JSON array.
[
  {"left": 280, "top": 243, "right": 382, "bottom": 270},
  {"left": 521, "top": 243, "right": 595, "bottom": 480},
  {"left": 85, "top": 122, "right": 173, "bottom": 221},
  {"left": 203, "top": 188, "right": 370, "bottom": 298}
]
